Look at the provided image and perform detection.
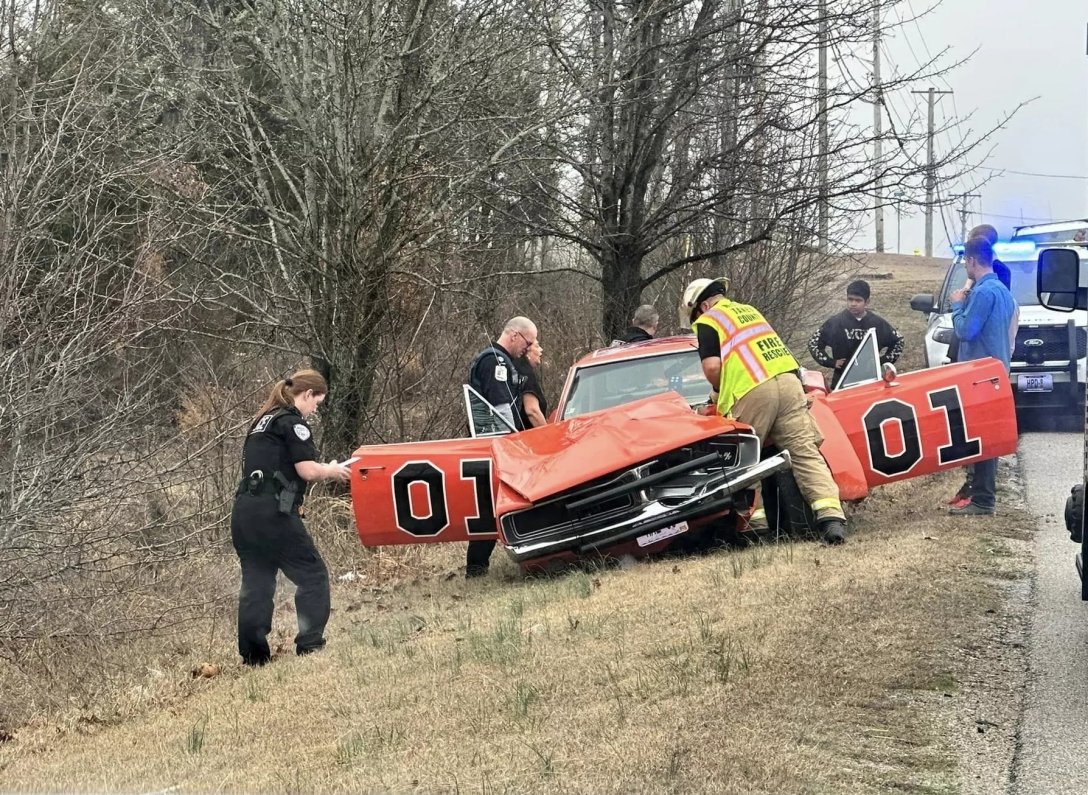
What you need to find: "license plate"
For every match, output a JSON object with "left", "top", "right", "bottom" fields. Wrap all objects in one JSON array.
[
  {"left": 636, "top": 521, "right": 689, "bottom": 548},
  {"left": 1017, "top": 373, "right": 1053, "bottom": 393}
]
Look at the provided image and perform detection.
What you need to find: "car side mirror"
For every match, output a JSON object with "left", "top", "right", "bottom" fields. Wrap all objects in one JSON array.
[
  {"left": 910, "top": 293, "right": 935, "bottom": 314},
  {"left": 1037, "top": 248, "right": 1083, "bottom": 312},
  {"left": 881, "top": 362, "right": 898, "bottom": 386}
]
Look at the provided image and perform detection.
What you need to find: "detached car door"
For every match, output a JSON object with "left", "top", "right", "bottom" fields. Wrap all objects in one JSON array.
[
  {"left": 825, "top": 332, "right": 1018, "bottom": 488},
  {"left": 349, "top": 437, "right": 501, "bottom": 546}
]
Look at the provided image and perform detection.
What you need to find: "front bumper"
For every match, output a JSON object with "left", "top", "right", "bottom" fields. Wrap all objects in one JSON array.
[{"left": 502, "top": 452, "right": 792, "bottom": 562}]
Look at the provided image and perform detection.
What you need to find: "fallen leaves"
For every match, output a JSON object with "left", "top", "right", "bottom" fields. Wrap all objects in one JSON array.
[{"left": 190, "top": 663, "right": 221, "bottom": 679}]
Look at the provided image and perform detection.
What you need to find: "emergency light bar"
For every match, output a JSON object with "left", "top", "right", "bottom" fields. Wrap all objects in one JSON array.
[{"left": 951, "top": 240, "right": 1037, "bottom": 257}]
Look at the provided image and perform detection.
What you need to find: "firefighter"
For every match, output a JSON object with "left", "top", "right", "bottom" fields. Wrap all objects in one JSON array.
[
  {"left": 465, "top": 317, "right": 537, "bottom": 577},
  {"left": 681, "top": 278, "right": 848, "bottom": 544},
  {"left": 231, "top": 369, "right": 350, "bottom": 666}
]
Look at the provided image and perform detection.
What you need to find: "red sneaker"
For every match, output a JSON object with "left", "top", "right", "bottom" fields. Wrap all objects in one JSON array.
[
  {"left": 950, "top": 497, "right": 972, "bottom": 509},
  {"left": 947, "top": 493, "right": 969, "bottom": 505}
]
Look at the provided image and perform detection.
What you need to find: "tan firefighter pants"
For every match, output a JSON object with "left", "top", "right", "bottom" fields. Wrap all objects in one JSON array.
[{"left": 731, "top": 373, "right": 845, "bottom": 522}]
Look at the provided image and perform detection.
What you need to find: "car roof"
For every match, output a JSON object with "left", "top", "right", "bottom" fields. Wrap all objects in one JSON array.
[{"left": 572, "top": 336, "right": 698, "bottom": 368}]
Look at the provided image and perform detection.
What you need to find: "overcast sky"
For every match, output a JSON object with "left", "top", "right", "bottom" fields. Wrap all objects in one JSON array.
[{"left": 849, "top": 0, "right": 1088, "bottom": 254}]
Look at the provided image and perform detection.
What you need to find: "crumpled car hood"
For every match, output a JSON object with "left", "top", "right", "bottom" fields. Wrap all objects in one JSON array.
[{"left": 492, "top": 392, "right": 741, "bottom": 504}]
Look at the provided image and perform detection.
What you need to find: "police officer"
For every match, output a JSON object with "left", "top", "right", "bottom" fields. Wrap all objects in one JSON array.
[
  {"left": 681, "top": 278, "right": 848, "bottom": 544},
  {"left": 231, "top": 369, "right": 350, "bottom": 666},
  {"left": 465, "top": 317, "right": 537, "bottom": 577}
]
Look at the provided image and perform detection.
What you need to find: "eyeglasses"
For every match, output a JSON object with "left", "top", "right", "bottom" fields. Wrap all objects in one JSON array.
[{"left": 516, "top": 330, "right": 537, "bottom": 346}]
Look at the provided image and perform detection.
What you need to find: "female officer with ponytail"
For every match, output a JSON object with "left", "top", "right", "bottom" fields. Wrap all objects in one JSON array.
[{"left": 232, "top": 369, "right": 349, "bottom": 666}]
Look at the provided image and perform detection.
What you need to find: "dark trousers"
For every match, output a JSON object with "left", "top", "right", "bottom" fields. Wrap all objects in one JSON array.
[
  {"left": 466, "top": 539, "right": 497, "bottom": 576},
  {"left": 970, "top": 458, "right": 997, "bottom": 510},
  {"left": 956, "top": 467, "right": 975, "bottom": 499},
  {"left": 231, "top": 495, "right": 330, "bottom": 665}
]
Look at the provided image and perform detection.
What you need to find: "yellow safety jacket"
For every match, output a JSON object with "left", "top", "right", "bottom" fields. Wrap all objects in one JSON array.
[{"left": 692, "top": 298, "right": 799, "bottom": 416}]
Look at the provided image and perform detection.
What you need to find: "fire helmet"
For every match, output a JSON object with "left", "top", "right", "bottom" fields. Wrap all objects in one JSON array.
[{"left": 678, "top": 277, "right": 729, "bottom": 329}]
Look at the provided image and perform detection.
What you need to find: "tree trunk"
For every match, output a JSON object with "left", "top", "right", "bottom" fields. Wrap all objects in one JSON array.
[{"left": 600, "top": 244, "right": 646, "bottom": 341}]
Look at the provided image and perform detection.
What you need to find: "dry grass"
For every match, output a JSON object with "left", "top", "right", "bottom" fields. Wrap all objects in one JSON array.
[
  {"left": 0, "top": 471, "right": 1033, "bottom": 794},
  {"left": 1, "top": 251, "right": 1035, "bottom": 793}
]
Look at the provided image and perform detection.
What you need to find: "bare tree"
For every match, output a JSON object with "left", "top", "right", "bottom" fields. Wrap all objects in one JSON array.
[
  {"left": 145, "top": 0, "right": 552, "bottom": 452},
  {"left": 503, "top": 0, "right": 999, "bottom": 338}
]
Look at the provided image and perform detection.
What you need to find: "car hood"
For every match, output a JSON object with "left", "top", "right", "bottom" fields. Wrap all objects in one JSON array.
[
  {"left": 492, "top": 392, "right": 741, "bottom": 503},
  {"left": 932, "top": 305, "right": 1087, "bottom": 328},
  {"left": 1017, "top": 305, "right": 1087, "bottom": 327}
]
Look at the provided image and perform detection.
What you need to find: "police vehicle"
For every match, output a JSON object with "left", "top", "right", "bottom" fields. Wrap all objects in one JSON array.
[
  {"left": 1011, "top": 219, "right": 1088, "bottom": 245},
  {"left": 910, "top": 240, "right": 1088, "bottom": 415},
  {"left": 1035, "top": 244, "right": 1088, "bottom": 599}
]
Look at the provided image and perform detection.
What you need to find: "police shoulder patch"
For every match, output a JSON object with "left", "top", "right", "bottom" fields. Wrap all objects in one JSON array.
[
  {"left": 251, "top": 414, "right": 274, "bottom": 434},
  {"left": 494, "top": 364, "right": 508, "bottom": 382},
  {"left": 293, "top": 423, "right": 312, "bottom": 441}
]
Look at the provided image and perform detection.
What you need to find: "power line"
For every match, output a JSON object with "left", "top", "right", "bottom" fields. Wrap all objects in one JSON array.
[
  {"left": 981, "top": 166, "right": 1088, "bottom": 181},
  {"left": 976, "top": 210, "right": 1056, "bottom": 222}
]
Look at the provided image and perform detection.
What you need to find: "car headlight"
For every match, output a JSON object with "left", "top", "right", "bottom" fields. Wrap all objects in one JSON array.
[{"left": 932, "top": 327, "right": 954, "bottom": 345}]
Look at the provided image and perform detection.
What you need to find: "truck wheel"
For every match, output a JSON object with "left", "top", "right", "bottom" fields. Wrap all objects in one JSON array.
[
  {"left": 761, "top": 469, "right": 819, "bottom": 539},
  {"left": 1065, "top": 484, "right": 1083, "bottom": 543}
]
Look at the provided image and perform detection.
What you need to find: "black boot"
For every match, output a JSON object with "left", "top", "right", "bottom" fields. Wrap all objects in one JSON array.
[{"left": 819, "top": 518, "right": 847, "bottom": 545}]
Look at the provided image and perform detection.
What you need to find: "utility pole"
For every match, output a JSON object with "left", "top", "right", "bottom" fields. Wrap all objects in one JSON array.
[
  {"left": 818, "top": 0, "right": 828, "bottom": 253},
  {"left": 873, "top": 1, "right": 884, "bottom": 253},
  {"left": 893, "top": 189, "right": 907, "bottom": 253},
  {"left": 911, "top": 87, "right": 953, "bottom": 257},
  {"left": 956, "top": 192, "right": 981, "bottom": 243}
]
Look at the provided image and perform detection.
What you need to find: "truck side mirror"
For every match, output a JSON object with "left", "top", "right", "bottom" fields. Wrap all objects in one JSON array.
[
  {"left": 909, "top": 293, "right": 935, "bottom": 313},
  {"left": 1037, "top": 248, "right": 1083, "bottom": 312}
]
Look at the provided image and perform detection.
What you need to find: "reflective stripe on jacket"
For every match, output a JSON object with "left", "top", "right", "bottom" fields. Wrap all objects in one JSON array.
[{"left": 692, "top": 299, "right": 799, "bottom": 415}]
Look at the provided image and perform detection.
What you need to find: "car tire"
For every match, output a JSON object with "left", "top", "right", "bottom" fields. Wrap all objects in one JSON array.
[
  {"left": 761, "top": 469, "right": 819, "bottom": 539},
  {"left": 1065, "top": 484, "right": 1082, "bottom": 543}
]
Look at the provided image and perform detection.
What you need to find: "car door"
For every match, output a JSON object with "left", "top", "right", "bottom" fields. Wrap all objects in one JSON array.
[
  {"left": 349, "top": 436, "right": 501, "bottom": 546},
  {"left": 825, "top": 349, "right": 1018, "bottom": 489}
]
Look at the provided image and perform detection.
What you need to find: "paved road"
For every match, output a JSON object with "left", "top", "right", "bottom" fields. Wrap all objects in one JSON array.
[{"left": 1012, "top": 431, "right": 1088, "bottom": 794}]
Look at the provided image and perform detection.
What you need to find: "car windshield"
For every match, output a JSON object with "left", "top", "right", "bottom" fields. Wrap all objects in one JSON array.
[
  {"left": 561, "top": 350, "right": 708, "bottom": 419},
  {"left": 945, "top": 257, "right": 1038, "bottom": 308}
]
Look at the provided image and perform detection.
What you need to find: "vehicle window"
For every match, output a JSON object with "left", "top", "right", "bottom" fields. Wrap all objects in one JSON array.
[
  {"left": 463, "top": 385, "right": 516, "bottom": 437},
  {"left": 940, "top": 259, "right": 968, "bottom": 312},
  {"left": 836, "top": 328, "right": 881, "bottom": 390},
  {"left": 561, "top": 351, "right": 708, "bottom": 419},
  {"left": 1004, "top": 258, "right": 1042, "bottom": 306},
  {"left": 942, "top": 257, "right": 1038, "bottom": 309}
]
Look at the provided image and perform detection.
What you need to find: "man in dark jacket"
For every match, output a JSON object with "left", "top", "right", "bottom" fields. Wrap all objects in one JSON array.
[
  {"left": 619, "top": 305, "right": 659, "bottom": 343},
  {"left": 464, "top": 317, "right": 536, "bottom": 577},
  {"left": 808, "top": 280, "right": 905, "bottom": 388}
]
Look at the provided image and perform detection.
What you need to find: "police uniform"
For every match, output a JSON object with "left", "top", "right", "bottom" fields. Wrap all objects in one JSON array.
[
  {"left": 693, "top": 297, "right": 846, "bottom": 528},
  {"left": 468, "top": 342, "right": 528, "bottom": 431},
  {"left": 465, "top": 341, "right": 528, "bottom": 576},
  {"left": 231, "top": 406, "right": 330, "bottom": 665}
]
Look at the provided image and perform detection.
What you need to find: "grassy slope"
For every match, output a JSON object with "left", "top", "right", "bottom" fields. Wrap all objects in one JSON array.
[{"left": 0, "top": 253, "right": 1034, "bottom": 794}]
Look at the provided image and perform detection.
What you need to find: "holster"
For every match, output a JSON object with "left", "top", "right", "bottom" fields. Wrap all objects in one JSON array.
[{"left": 273, "top": 471, "right": 299, "bottom": 516}]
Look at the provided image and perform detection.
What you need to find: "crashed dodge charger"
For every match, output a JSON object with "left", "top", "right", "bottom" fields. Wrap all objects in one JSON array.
[{"left": 348, "top": 330, "right": 1018, "bottom": 570}]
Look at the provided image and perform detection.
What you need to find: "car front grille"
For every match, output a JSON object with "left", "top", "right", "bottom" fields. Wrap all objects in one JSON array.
[
  {"left": 501, "top": 473, "right": 640, "bottom": 546},
  {"left": 1013, "top": 326, "right": 1087, "bottom": 364}
]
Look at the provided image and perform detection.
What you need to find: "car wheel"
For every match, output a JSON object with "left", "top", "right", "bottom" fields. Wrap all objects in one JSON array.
[
  {"left": 761, "top": 469, "right": 819, "bottom": 539},
  {"left": 1064, "top": 484, "right": 1088, "bottom": 601}
]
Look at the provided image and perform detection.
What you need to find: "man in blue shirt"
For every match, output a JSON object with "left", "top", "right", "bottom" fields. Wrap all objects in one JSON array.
[{"left": 948, "top": 236, "right": 1015, "bottom": 516}]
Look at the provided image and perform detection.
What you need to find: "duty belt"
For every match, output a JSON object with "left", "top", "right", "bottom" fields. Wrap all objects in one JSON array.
[
  {"left": 237, "top": 470, "right": 301, "bottom": 515},
  {"left": 238, "top": 470, "right": 278, "bottom": 496}
]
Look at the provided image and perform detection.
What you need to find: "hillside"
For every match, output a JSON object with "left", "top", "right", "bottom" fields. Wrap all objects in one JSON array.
[{"left": 0, "top": 253, "right": 1034, "bottom": 794}]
